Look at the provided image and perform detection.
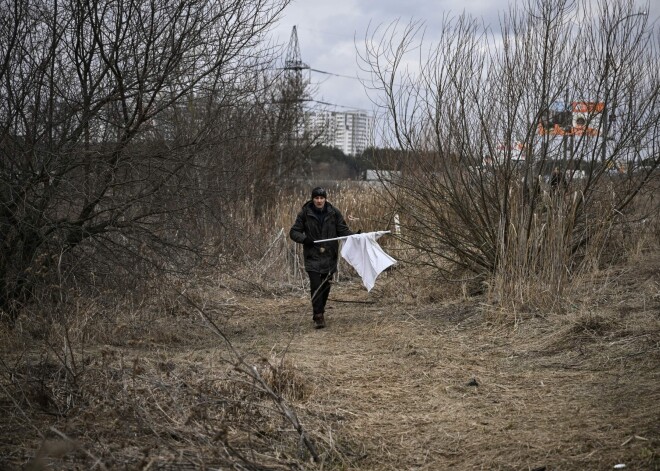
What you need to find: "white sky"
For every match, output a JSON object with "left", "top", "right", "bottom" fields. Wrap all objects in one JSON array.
[{"left": 270, "top": 0, "right": 658, "bottom": 115}]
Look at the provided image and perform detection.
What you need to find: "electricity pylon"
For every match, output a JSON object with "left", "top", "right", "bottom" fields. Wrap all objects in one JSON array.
[
  {"left": 282, "top": 26, "right": 310, "bottom": 105},
  {"left": 270, "top": 26, "right": 312, "bottom": 177}
]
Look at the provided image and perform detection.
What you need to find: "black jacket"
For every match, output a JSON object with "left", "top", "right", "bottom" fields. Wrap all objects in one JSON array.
[{"left": 290, "top": 201, "right": 353, "bottom": 273}]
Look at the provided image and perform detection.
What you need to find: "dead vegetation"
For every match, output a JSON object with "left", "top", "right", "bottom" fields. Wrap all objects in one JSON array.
[
  {"left": 2, "top": 0, "right": 658, "bottom": 468},
  {"left": 1, "top": 245, "right": 658, "bottom": 470},
  {"left": 0, "top": 178, "right": 658, "bottom": 470}
]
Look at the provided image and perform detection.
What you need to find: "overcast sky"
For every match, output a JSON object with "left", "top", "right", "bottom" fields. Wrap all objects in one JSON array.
[{"left": 270, "top": 0, "right": 658, "bottom": 114}]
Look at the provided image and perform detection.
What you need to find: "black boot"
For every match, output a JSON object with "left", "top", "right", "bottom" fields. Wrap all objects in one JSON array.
[{"left": 313, "top": 312, "right": 325, "bottom": 329}]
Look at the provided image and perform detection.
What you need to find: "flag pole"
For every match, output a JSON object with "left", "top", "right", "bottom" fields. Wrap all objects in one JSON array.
[{"left": 314, "top": 231, "right": 391, "bottom": 244}]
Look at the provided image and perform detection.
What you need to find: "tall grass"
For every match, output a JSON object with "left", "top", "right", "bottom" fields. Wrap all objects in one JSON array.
[
  {"left": 488, "top": 179, "right": 660, "bottom": 314},
  {"left": 230, "top": 176, "right": 660, "bottom": 313},
  {"left": 220, "top": 182, "right": 398, "bottom": 292},
  {"left": 2, "top": 176, "right": 658, "bottom": 469}
]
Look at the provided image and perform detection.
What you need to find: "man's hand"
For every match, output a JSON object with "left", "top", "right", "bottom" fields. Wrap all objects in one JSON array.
[{"left": 303, "top": 237, "right": 315, "bottom": 248}]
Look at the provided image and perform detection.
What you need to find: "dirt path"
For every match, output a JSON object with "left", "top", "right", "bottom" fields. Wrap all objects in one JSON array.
[
  {"left": 1, "top": 262, "right": 658, "bottom": 470},
  {"left": 226, "top": 278, "right": 659, "bottom": 470}
]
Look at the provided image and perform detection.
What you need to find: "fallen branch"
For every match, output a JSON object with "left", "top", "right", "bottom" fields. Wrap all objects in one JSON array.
[{"left": 179, "top": 290, "right": 320, "bottom": 463}]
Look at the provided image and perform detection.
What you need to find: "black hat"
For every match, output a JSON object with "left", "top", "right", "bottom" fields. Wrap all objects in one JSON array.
[{"left": 311, "top": 187, "right": 327, "bottom": 198}]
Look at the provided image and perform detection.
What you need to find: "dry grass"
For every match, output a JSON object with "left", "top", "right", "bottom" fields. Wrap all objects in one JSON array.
[
  {"left": 1, "top": 247, "right": 659, "bottom": 470},
  {"left": 1, "top": 180, "right": 659, "bottom": 470}
]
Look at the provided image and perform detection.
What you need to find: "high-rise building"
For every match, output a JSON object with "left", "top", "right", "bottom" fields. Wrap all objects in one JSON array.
[{"left": 304, "top": 110, "right": 375, "bottom": 156}]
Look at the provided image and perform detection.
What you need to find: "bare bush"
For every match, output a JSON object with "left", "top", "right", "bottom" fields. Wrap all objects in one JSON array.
[
  {"left": 359, "top": 0, "right": 660, "bottom": 307},
  {"left": 0, "top": 0, "right": 299, "bottom": 323}
]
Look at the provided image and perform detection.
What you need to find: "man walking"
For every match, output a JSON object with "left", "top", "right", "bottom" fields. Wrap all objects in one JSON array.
[{"left": 290, "top": 187, "right": 355, "bottom": 328}]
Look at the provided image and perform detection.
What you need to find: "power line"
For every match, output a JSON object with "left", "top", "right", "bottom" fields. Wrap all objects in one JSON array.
[
  {"left": 309, "top": 99, "right": 369, "bottom": 111},
  {"left": 310, "top": 68, "right": 362, "bottom": 81},
  {"left": 280, "top": 26, "right": 367, "bottom": 112},
  {"left": 309, "top": 70, "right": 373, "bottom": 111}
]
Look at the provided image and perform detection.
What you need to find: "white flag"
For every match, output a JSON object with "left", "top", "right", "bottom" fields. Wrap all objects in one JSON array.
[{"left": 340, "top": 231, "right": 397, "bottom": 292}]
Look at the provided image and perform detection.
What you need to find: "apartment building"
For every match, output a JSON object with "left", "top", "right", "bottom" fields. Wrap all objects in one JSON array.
[{"left": 304, "top": 109, "right": 375, "bottom": 156}]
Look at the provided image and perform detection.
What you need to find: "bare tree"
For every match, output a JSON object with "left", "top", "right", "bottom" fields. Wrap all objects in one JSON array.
[
  {"left": 0, "top": 0, "right": 292, "bottom": 323},
  {"left": 359, "top": 0, "right": 659, "bottom": 298}
]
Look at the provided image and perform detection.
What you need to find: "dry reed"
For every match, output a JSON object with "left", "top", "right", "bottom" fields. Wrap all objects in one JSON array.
[{"left": 1, "top": 179, "right": 658, "bottom": 470}]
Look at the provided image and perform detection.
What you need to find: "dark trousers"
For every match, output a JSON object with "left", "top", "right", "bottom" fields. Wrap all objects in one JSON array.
[{"left": 308, "top": 271, "right": 333, "bottom": 316}]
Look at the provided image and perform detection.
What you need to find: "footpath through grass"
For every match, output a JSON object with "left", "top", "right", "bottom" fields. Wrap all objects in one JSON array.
[{"left": 1, "top": 255, "right": 659, "bottom": 470}]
